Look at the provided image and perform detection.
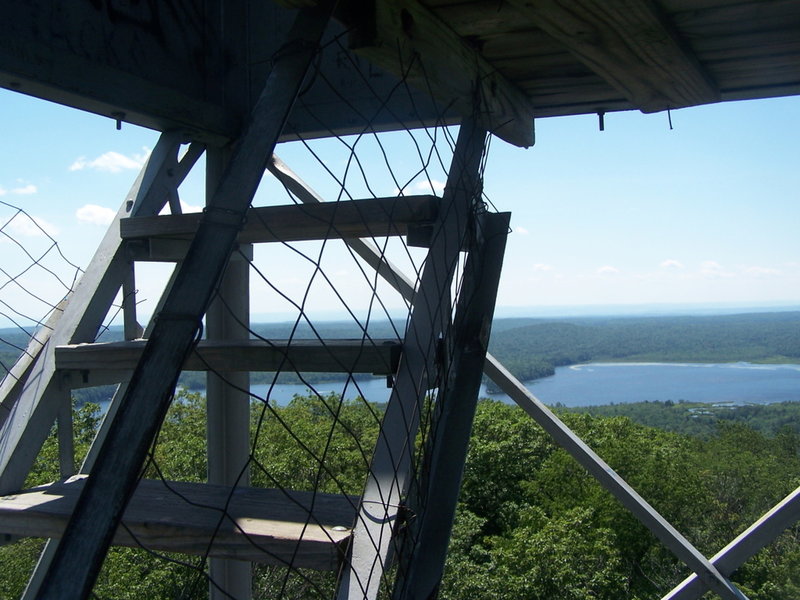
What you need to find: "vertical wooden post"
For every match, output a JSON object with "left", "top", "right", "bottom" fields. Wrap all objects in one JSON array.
[
  {"left": 206, "top": 147, "right": 253, "bottom": 600},
  {"left": 56, "top": 389, "right": 74, "bottom": 479},
  {"left": 121, "top": 263, "right": 140, "bottom": 341},
  {"left": 32, "top": 5, "right": 334, "bottom": 598},
  {"left": 392, "top": 212, "right": 510, "bottom": 600}
]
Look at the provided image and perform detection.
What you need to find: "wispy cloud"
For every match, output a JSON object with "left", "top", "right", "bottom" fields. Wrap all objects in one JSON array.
[
  {"left": 395, "top": 179, "right": 447, "bottom": 195},
  {"left": 0, "top": 183, "right": 38, "bottom": 196},
  {"left": 699, "top": 260, "right": 733, "bottom": 278},
  {"left": 76, "top": 204, "right": 116, "bottom": 225},
  {"left": 180, "top": 199, "right": 202, "bottom": 213},
  {"left": 514, "top": 225, "right": 530, "bottom": 235},
  {"left": 417, "top": 179, "right": 446, "bottom": 193},
  {"left": 532, "top": 263, "right": 553, "bottom": 272},
  {"left": 597, "top": 265, "right": 620, "bottom": 276},
  {"left": 743, "top": 265, "right": 782, "bottom": 277},
  {"left": 660, "top": 259, "right": 684, "bottom": 269},
  {"left": 69, "top": 147, "right": 150, "bottom": 173},
  {"left": 12, "top": 184, "right": 37, "bottom": 195}
]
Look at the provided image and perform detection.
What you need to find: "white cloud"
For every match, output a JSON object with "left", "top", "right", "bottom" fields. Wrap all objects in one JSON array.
[
  {"left": 69, "top": 147, "right": 150, "bottom": 173},
  {"left": 0, "top": 183, "right": 37, "bottom": 196},
  {"left": 180, "top": 199, "right": 202, "bottom": 213},
  {"left": 159, "top": 199, "right": 203, "bottom": 215},
  {"left": 0, "top": 214, "right": 59, "bottom": 238},
  {"left": 743, "top": 266, "right": 781, "bottom": 277},
  {"left": 699, "top": 260, "right": 726, "bottom": 276},
  {"left": 76, "top": 204, "right": 116, "bottom": 225},
  {"left": 412, "top": 179, "right": 446, "bottom": 193},
  {"left": 12, "top": 184, "right": 37, "bottom": 195},
  {"left": 660, "top": 259, "right": 684, "bottom": 269},
  {"left": 395, "top": 179, "right": 447, "bottom": 196},
  {"left": 532, "top": 263, "right": 553, "bottom": 272},
  {"left": 698, "top": 260, "right": 735, "bottom": 279},
  {"left": 514, "top": 225, "right": 530, "bottom": 235},
  {"left": 597, "top": 265, "right": 620, "bottom": 275}
]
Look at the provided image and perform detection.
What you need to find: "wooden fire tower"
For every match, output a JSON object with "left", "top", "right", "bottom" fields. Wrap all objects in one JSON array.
[{"left": 0, "top": 1, "right": 799, "bottom": 599}]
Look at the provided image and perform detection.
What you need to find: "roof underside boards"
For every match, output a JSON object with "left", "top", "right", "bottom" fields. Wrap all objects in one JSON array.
[{"left": 0, "top": 0, "right": 798, "bottom": 147}]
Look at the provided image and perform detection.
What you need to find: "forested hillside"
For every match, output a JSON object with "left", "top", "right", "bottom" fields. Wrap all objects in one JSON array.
[
  {"left": 487, "top": 311, "right": 800, "bottom": 383},
  {"left": 1, "top": 394, "right": 796, "bottom": 599}
]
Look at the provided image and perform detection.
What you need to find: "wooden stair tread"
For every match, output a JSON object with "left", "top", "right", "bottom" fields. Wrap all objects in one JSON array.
[
  {"left": 55, "top": 338, "right": 401, "bottom": 375},
  {"left": 120, "top": 195, "right": 438, "bottom": 244},
  {"left": 0, "top": 475, "right": 356, "bottom": 570}
]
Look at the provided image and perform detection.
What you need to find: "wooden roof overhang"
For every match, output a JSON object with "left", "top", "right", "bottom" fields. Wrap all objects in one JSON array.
[{"left": 1, "top": 0, "right": 798, "bottom": 148}]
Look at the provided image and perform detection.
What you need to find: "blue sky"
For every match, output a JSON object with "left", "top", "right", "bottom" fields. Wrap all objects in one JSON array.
[{"left": 1, "top": 88, "right": 798, "bottom": 327}]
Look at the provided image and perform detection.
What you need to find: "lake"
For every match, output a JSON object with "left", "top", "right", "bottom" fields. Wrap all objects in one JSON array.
[{"left": 247, "top": 362, "right": 800, "bottom": 407}]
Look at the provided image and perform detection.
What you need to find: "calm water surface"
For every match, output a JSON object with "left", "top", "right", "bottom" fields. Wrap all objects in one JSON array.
[{"left": 249, "top": 362, "right": 800, "bottom": 407}]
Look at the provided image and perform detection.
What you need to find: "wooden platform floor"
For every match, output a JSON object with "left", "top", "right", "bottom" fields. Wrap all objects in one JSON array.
[{"left": 0, "top": 475, "right": 357, "bottom": 570}]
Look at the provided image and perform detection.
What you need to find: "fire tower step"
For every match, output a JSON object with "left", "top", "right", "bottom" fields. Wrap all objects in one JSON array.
[
  {"left": 0, "top": 475, "right": 356, "bottom": 570},
  {"left": 120, "top": 195, "right": 439, "bottom": 246},
  {"left": 55, "top": 338, "right": 401, "bottom": 380}
]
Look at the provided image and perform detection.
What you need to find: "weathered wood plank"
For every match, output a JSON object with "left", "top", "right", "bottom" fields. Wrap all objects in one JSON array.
[
  {"left": 505, "top": 0, "right": 720, "bottom": 112},
  {"left": 55, "top": 339, "right": 401, "bottom": 375},
  {"left": 671, "top": 0, "right": 800, "bottom": 37},
  {"left": 424, "top": 1, "right": 539, "bottom": 38},
  {"left": 120, "top": 195, "right": 439, "bottom": 243},
  {"left": 345, "top": 0, "right": 535, "bottom": 147},
  {"left": 0, "top": 475, "right": 355, "bottom": 570}
]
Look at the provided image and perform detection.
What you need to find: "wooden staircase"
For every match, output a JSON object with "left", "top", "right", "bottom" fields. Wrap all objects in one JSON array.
[{"left": 0, "top": 36, "right": 505, "bottom": 597}]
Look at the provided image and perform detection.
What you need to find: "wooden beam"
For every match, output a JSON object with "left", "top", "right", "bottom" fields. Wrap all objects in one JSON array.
[
  {"left": 267, "top": 154, "right": 418, "bottom": 305},
  {"left": 337, "top": 119, "right": 487, "bottom": 600},
  {"left": 344, "top": 0, "right": 535, "bottom": 147},
  {"left": 205, "top": 148, "right": 253, "bottom": 600},
  {"left": 393, "top": 212, "right": 510, "bottom": 600},
  {"left": 0, "top": 475, "right": 355, "bottom": 570},
  {"left": 664, "top": 485, "right": 800, "bottom": 600},
  {"left": 120, "top": 195, "right": 439, "bottom": 243},
  {"left": 55, "top": 339, "right": 401, "bottom": 375},
  {"left": 506, "top": 0, "right": 719, "bottom": 112},
  {"left": 32, "top": 8, "right": 336, "bottom": 596}
]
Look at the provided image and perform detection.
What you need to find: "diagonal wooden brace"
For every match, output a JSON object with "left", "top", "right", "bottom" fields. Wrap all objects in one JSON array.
[
  {"left": 30, "top": 4, "right": 336, "bottom": 599},
  {"left": 336, "top": 119, "right": 487, "bottom": 600}
]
